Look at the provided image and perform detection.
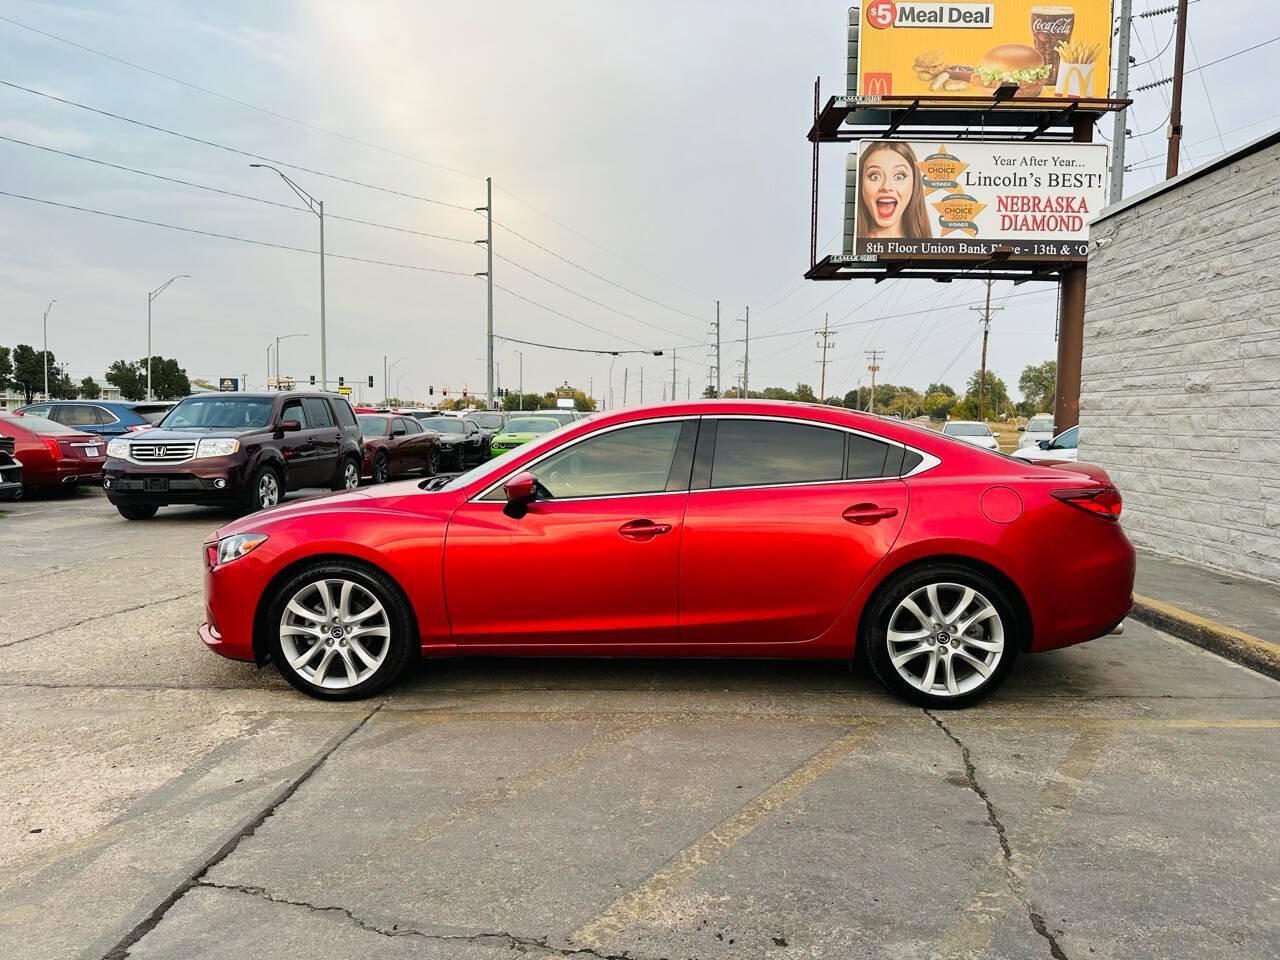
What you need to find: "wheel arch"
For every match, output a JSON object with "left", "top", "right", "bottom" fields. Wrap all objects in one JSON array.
[
  {"left": 856, "top": 552, "right": 1035, "bottom": 655},
  {"left": 250, "top": 552, "right": 421, "bottom": 665}
]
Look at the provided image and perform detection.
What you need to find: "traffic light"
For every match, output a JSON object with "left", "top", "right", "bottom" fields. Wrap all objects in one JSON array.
[
  {"left": 309, "top": 375, "right": 315, "bottom": 386},
  {"left": 338, "top": 376, "right": 344, "bottom": 387},
  {"left": 367, "top": 375, "right": 374, "bottom": 388},
  {"left": 443, "top": 388, "right": 448, "bottom": 396},
  {"left": 462, "top": 389, "right": 468, "bottom": 398},
  {"left": 429, "top": 386, "right": 434, "bottom": 396}
]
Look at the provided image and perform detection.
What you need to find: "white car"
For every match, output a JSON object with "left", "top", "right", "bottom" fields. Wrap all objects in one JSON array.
[
  {"left": 1018, "top": 414, "right": 1055, "bottom": 450},
  {"left": 941, "top": 420, "right": 1001, "bottom": 452},
  {"left": 1012, "top": 425, "right": 1079, "bottom": 463}
]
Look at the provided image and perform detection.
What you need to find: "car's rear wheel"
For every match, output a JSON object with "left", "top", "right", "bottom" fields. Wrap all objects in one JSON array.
[
  {"left": 266, "top": 562, "right": 415, "bottom": 700},
  {"left": 862, "top": 564, "right": 1018, "bottom": 709},
  {"left": 372, "top": 452, "right": 390, "bottom": 484},
  {"left": 117, "top": 502, "right": 158, "bottom": 520},
  {"left": 333, "top": 456, "right": 360, "bottom": 491}
]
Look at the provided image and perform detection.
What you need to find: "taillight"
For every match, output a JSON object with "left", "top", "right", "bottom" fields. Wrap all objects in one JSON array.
[
  {"left": 127, "top": 424, "right": 150, "bottom": 432},
  {"left": 42, "top": 436, "right": 64, "bottom": 460},
  {"left": 1052, "top": 486, "right": 1122, "bottom": 520}
]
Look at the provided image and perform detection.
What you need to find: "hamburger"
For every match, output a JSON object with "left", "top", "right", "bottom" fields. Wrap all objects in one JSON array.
[{"left": 970, "top": 44, "right": 1051, "bottom": 98}]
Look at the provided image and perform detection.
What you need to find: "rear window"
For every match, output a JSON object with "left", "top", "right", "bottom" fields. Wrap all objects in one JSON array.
[
  {"left": 468, "top": 413, "right": 505, "bottom": 429},
  {"left": 1026, "top": 416, "right": 1054, "bottom": 432},
  {"left": 505, "top": 418, "right": 558, "bottom": 434},
  {"left": 358, "top": 415, "right": 389, "bottom": 436},
  {"left": 132, "top": 405, "right": 173, "bottom": 425},
  {"left": 710, "top": 420, "right": 845, "bottom": 488}
]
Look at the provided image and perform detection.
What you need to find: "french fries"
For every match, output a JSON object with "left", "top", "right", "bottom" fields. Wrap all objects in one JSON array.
[{"left": 1056, "top": 40, "right": 1101, "bottom": 64}]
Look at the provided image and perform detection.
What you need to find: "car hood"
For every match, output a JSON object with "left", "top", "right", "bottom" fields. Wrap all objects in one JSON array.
[
  {"left": 211, "top": 487, "right": 378, "bottom": 540},
  {"left": 494, "top": 433, "right": 536, "bottom": 442},
  {"left": 122, "top": 427, "right": 254, "bottom": 442}
]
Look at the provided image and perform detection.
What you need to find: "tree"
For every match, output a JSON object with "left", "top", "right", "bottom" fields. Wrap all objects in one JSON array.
[
  {"left": 106, "top": 360, "right": 146, "bottom": 401},
  {"left": 1018, "top": 360, "right": 1056, "bottom": 414},
  {"left": 12, "top": 345, "right": 47, "bottom": 403},
  {"left": 147, "top": 356, "right": 191, "bottom": 400},
  {"left": 50, "top": 367, "right": 76, "bottom": 399},
  {"left": 79, "top": 376, "right": 102, "bottom": 399},
  {"left": 0, "top": 346, "right": 11, "bottom": 392},
  {"left": 793, "top": 383, "right": 818, "bottom": 404},
  {"left": 701, "top": 385, "right": 718, "bottom": 399},
  {"left": 823, "top": 396, "right": 844, "bottom": 407},
  {"left": 953, "top": 369, "right": 1011, "bottom": 421},
  {"left": 923, "top": 390, "right": 956, "bottom": 420},
  {"left": 925, "top": 382, "right": 956, "bottom": 399}
]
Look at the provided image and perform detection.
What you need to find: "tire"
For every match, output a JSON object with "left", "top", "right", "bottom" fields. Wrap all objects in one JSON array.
[
  {"left": 424, "top": 447, "right": 440, "bottom": 477},
  {"left": 116, "top": 502, "right": 158, "bottom": 520},
  {"left": 861, "top": 563, "right": 1019, "bottom": 709},
  {"left": 332, "top": 456, "right": 361, "bottom": 492},
  {"left": 249, "top": 466, "right": 282, "bottom": 512},
  {"left": 371, "top": 452, "right": 390, "bottom": 484},
  {"left": 265, "top": 560, "right": 415, "bottom": 700}
]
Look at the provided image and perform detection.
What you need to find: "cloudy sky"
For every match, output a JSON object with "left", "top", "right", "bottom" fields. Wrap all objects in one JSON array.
[{"left": 2, "top": 0, "right": 1275, "bottom": 406}]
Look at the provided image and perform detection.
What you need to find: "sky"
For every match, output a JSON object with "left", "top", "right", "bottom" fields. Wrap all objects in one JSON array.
[{"left": 1, "top": 0, "right": 1276, "bottom": 406}]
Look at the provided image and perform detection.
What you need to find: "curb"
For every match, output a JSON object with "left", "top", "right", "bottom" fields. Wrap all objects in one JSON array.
[{"left": 1131, "top": 594, "right": 1280, "bottom": 682}]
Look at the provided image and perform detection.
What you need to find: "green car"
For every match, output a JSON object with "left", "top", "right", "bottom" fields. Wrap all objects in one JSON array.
[{"left": 490, "top": 416, "right": 562, "bottom": 454}]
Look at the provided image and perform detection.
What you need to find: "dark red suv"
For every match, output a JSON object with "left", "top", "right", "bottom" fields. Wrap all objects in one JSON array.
[{"left": 103, "top": 392, "right": 363, "bottom": 520}]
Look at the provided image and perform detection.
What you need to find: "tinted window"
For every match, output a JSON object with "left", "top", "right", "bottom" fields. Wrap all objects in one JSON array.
[
  {"left": 21, "top": 405, "right": 52, "bottom": 419},
  {"left": 900, "top": 450, "right": 924, "bottom": 475},
  {"left": 92, "top": 406, "right": 118, "bottom": 425},
  {"left": 280, "top": 400, "right": 308, "bottom": 429},
  {"left": 134, "top": 405, "right": 172, "bottom": 425},
  {"left": 358, "top": 415, "right": 389, "bottom": 437},
  {"left": 330, "top": 398, "right": 358, "bottom": 429},
  {"left": 846, "top": 434, "right": 892, "bottom": 479},
  {"left": 711, "top": 420, "right": 844, "bottom": 488},
  {"left": 403, "top": 418, "right": 423, "bottom": 434},
  {"left": 944, "top": 423, "right": 990, "bottom": 437},
  {"left": 302, "top": 397, "right": 334, "bottom": 428},
  {"left": 1026, "top": 416, "right": 1054, "bottom": 432},
  {"left": 532, "top": 422, "right": 683, "bottom": 498},
  {"left": 1, "top": 414, "right": 83, "bottom": 436},
  {"left": 392, "top": 418, "right": 409, "bottom": 435},
  {"left": 1055, "top": 426, "right": 1079, "bottom": 450},
  {"left": 164, "top": 396, "right": 275, "bottom": 429}
]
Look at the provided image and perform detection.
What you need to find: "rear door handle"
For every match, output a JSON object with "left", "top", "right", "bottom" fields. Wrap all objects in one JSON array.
[
  {"left": 618, "top": 519, "right": 673, "bottom": 540},
  {"left": 842, "top": 503, "right": 899, "bottom": 525}
]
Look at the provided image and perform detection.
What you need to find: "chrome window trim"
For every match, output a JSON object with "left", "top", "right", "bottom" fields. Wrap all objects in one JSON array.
[{"left": 470, "top": 413, "right": 939, "bottom": 504}]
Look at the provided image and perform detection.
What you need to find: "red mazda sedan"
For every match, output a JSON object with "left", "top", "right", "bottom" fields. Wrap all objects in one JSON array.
[
  {"left": 0, "top": 413, "right": 106, "bottom": 495},
  {"left": 199, "top": 401, "right": 1134, "bottom": 708}
]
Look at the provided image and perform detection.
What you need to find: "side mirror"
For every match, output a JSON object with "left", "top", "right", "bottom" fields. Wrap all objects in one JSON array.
[
  {"left": 504, "top": 471, "right": 536, "bottom": 504},
  {"left": 1017, "top": 427, "right": 1026, "bottom": 432},
  {"left": 280, "top": 419, "right": 302, "bottom": 433},
  {"left": 1037, "top": 439, "right": 1050, "bottom": 450}
]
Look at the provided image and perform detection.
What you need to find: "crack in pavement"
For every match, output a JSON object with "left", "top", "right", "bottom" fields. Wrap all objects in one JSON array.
[
  {"left": 0, "top": 591, "right": 202, "bottom": 649},
  {"left": 925, "top": 710, "right": 1070, "bottom": 960},
  {"left": 195, "top": 881, "right": 658, "bottom": 960},
  {"left": 101, "top": 703, "right": 384, "bottom": 960}
]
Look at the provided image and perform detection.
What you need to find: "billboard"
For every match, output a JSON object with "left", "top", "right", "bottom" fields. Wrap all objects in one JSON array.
[
  {"left": 843, "top": 139, "right": 1108, "bottom": 260},
  {"left": 854, "top": 1, "right": 1111, "bottom": 100},
  {"left": 218, "top": 377, "right": 239, "bottom": 392}
]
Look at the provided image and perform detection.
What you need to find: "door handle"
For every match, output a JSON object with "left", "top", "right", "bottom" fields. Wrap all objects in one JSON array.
[
  {"left": 842, "top": 503, "right": 898, "bottom": 525},
  {"left": 618, "top": 519, "right": 673, "bottom": 540}
]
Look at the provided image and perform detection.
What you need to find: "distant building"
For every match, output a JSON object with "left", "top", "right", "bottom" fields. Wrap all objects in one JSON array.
[
  {"left": 0, "top": 379, "right": 124, "bottom": 412},
  {"left": 1080, "top": 130, "right": 1280, "bottom": 584}
]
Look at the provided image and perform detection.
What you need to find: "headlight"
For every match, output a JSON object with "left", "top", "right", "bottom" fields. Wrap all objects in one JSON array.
[
  {"left": 215, "top": 533, "right": 268, "bottom": 566},
  {"left": 106, "top": 438, "right": 129, "bottom": 458},
  {"left": 196, "top": 438, "right": 240, "bottom": 459}
]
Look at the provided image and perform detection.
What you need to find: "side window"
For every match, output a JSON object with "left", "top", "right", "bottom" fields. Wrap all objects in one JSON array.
[
  {"left": 21, "top": 405, "right": 52, "bottom": 419},
  {"left": 530, "top": 421, "right": 685, "bottom": 499},
  {"left": 710, "top": 419, "right": 844, "bottom": 488},
  {"left": 403, "top": 418, "right": 423, "bottom": 434},
  {"left": 280, "top": 400, "right": 308, "bottom": 429},
  {"left": 846, "top": 434, "right": 892, "bottom": 479},
  {"left": 302, "top": 397, "right": 334, "bottom": 428},
  {"left": 391, "top": 418, "right": 408, "bottom": 436},
  {"left": 93, "top": 406, "right": 118, "bottom": 425},
  {"left": 330, "top": 398, "right": 358, "bottom": 429},
  {"left": 1057, "top": 427, "right": 1079, "bottom": 450}
]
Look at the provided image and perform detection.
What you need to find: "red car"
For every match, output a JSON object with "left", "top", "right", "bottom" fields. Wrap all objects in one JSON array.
[
  {"left": 357, "top": 413, "right": 442, "bottom": 483},
  {"left": 199, "top": 401, "right": 1134, "bottom": 707},
  {"left": 0, "top": 413, "right": 106, "bottom": 495}
]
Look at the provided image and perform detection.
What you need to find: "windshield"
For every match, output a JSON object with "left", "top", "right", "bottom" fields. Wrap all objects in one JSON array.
[
  {"left": 358, "top": 415, "right": 390, "bottom": 436},
  {"left": 468, "top": 413, "right": 505, "bottom": 429},
  {"left": 505, "top": 418, "right": 558, "bottom": 434},
  {"left": 539, "top": 411, "right": 576, "bottom": 425},
  {"left": 1027, "top": 416, "right": 1054, "bottom": 432},
  {"left": 426, "top": 419, "right": 464, "bottom": 434},
  {"left": 162, "top": 396, "right": 274, "bottom": 429},
  {"left": 943, "top": 423, "right": 990, "bottom": 437}
]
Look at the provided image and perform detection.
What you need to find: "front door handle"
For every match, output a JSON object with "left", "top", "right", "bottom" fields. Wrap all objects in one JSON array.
[
  {"left": 842, "top": 503, "right": 899, "bottom": 525},
  {"left": 618, "top": 519, "right": 673, "bottom": 541}
]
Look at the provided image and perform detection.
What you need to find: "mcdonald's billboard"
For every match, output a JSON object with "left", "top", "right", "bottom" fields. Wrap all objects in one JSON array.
[
  {"left": 851, "top": 1, "right": 1112, "bottom": 101},
  {"left": 843, "top": 139, "right": 1109, "bottom": 260}
]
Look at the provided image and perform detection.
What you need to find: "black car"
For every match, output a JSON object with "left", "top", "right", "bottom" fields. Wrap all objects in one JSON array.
[
  {"left": 103, "top": 392, "right": 364, "bottom": 519},
  {"left": 462, "top": 410, "right": 508, "bottom": 445},
  {"left": 420, "top": 416, "right": 489, "bottom": 469}
]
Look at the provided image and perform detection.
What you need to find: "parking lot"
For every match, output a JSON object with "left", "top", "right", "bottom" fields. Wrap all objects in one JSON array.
[{"left": 2, "top": 486, "right": 1278, "bottom": 960}]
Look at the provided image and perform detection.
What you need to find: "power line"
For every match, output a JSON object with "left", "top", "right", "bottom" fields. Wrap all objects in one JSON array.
[
  {"left": 493, "top": 335, "right": 663, "bottom": 356},
  {"left": 0, "top": 188, "right": 479, "bottom": 277},
  {"left": 491, "top": 282, "right": 652, "bottom": 350},
  {"left": 1134, "top": 36, "right": 1280, "bottom": 92}
]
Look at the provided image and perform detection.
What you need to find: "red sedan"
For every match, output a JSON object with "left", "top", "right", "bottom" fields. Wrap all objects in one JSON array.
[
  {"left": 0, "top": 413, "right": 106, "bottom": 495},
  {"left": 357, "top": 413, "right": 442, "bottom": 483},
  {"left": 199, "top": 401, "right": 1134, "bottom": 708}
]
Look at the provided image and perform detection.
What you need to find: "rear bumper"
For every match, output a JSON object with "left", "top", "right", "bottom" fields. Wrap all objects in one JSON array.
[{"left": 1029, "top": 522, "right": 1136, "bottom": 652}]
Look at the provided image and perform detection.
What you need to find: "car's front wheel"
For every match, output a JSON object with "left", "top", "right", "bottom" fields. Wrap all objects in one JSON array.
[
  {"left": 116, "top": 502, "right": 158, "bottom": 520},
  {"left": 371, "top": 452, "right": 390, "bottom": 484},
  {"left": 862, "top": 564, "right": 1018, "bottom": 709},
  {"left": 249, "top": 466, "right": 282, "bottom": 512},
  {"left": 265, "top": 561, "right": 415, "bottom": 700}
]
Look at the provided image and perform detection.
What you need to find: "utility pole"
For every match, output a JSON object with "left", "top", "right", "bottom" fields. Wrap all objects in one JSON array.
[
  {"left": 671, "top": 348, "right": 677, "bottom": 404},
  {"left": 639, "top": 366, "right": 644, "bottom": 404},
  {"left": 714, "top": 300, "right": 722, "bottom": 397},
  {"left": 687, "top": 378, "right": 691, "bottom": 399},
  {"left": 383, "top": 354, "right": 388, "bottom": 405},
  {"left": 866, "top": 350, "right": 884, "bottom": 415},
  {"left": 1109, "top": 0, "right": 1134, "bottom": 204},
  {"left": 623, "top": 368, "right": 629, "bottom": 406},
  {"left": 41, "top": 299, "right": 55, "bottom": 398},
  {"left": 970, "top": 279, "right": 1004, "bottom": 422},
  {"left": 476, "top": 178, "right": 495, "bottom": 409},
  {"left": 743, "top": 306, "right": 750, "bottom": 397},
  {"left": 1166, "top": 0, "right": 1189, "bottom": 178},
  {"left": 816, "top": 312, "right": 836, "bottom": 401},
  {"left": 518, "top": 351, "right": 524, "bottom": 405}
]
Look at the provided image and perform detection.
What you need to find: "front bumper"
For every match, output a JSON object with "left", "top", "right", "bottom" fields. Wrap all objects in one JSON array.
[
  {"left": 104, "top": 456, "right": 250, "bottom": 505},
  {"left": 200, "top": 543, "right": 267, "bottom": 662}
]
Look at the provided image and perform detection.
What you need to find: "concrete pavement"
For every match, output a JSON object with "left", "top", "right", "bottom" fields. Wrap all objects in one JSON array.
[{"left": 2, "top": 487, "right": 1278, "bottom": 960}]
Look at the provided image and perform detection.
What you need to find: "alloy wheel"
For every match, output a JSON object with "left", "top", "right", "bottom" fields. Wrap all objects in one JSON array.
[
  {"left": 343, "top": 460, "right": 360, "bottom": 490},
  {"left": 258, "top": 472, "right": 279, "bottom": 508},
  {"left": 885, "top": 582, "right": 1004, "bottom": 698},
  {"left": 278, "top": 578, "right": 390, "bottom": 689},
  {"left": 373, "top": 455, "right": 389, "bottom": 483}
]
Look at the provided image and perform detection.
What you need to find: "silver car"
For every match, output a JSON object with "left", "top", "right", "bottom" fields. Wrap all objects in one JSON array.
[{"left": 1018, "top": 414, "right": 1055, "bottom": 450}]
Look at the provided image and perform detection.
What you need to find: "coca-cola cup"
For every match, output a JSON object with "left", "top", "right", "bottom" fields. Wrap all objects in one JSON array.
[{"left": 1031, "top": 6, "right": 1075, "bottom": 86}]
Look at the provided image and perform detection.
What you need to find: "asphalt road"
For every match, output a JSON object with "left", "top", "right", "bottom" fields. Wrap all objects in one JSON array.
[{"left": 2, "top": 486, "right": 1278, "bottom": 960}]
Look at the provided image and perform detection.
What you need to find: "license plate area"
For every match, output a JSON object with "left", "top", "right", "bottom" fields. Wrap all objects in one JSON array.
[{"left": 145, "top": 477, "right": 169, "bottom": 492}]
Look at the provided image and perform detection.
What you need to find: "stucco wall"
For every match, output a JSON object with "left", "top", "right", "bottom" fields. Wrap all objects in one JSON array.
[{"left": 1080, "top": 142, "right": 1280, "bottom": 583}]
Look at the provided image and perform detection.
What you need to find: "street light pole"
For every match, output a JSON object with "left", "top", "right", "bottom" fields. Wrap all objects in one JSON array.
[
  {"left": 274, "top": 333, "right": 308, "bottom": 388},
  {"left": 516, "top": 351, "right": 523, "bottom": 407},
  {"left": 42, "top": 299, "right": 56, "bottom": 398},
  {"left": 266, "top": 343, "right": 272, "bottom": 389},
  {"left": 250, "top": 164, "right": 326, "bottom": 389},
  {"left": 388, "top": 357, "right": 406, "bottom": 404},
  {"left": 146, "top": 275, "right": 189, "bottom": 400}
]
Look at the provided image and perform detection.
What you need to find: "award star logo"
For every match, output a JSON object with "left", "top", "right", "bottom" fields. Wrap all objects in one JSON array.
[
  {"left": 932, "top": 193, "right": 986, "bottom": 237},
  {"left": 917, "top": 146, "right": 969, "bottom": 197}
]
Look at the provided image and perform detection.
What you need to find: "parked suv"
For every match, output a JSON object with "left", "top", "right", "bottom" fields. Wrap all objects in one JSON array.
[
  {"left": 17, "top": 400, "right": 175, "bottom": 436},
  {"left": 103, "top": 392, "right": 363, "bottom": 520}
]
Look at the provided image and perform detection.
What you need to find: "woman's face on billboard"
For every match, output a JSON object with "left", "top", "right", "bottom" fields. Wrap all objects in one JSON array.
[{"left": 861, "top": 148, "right": 915, "bottom": 232}]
